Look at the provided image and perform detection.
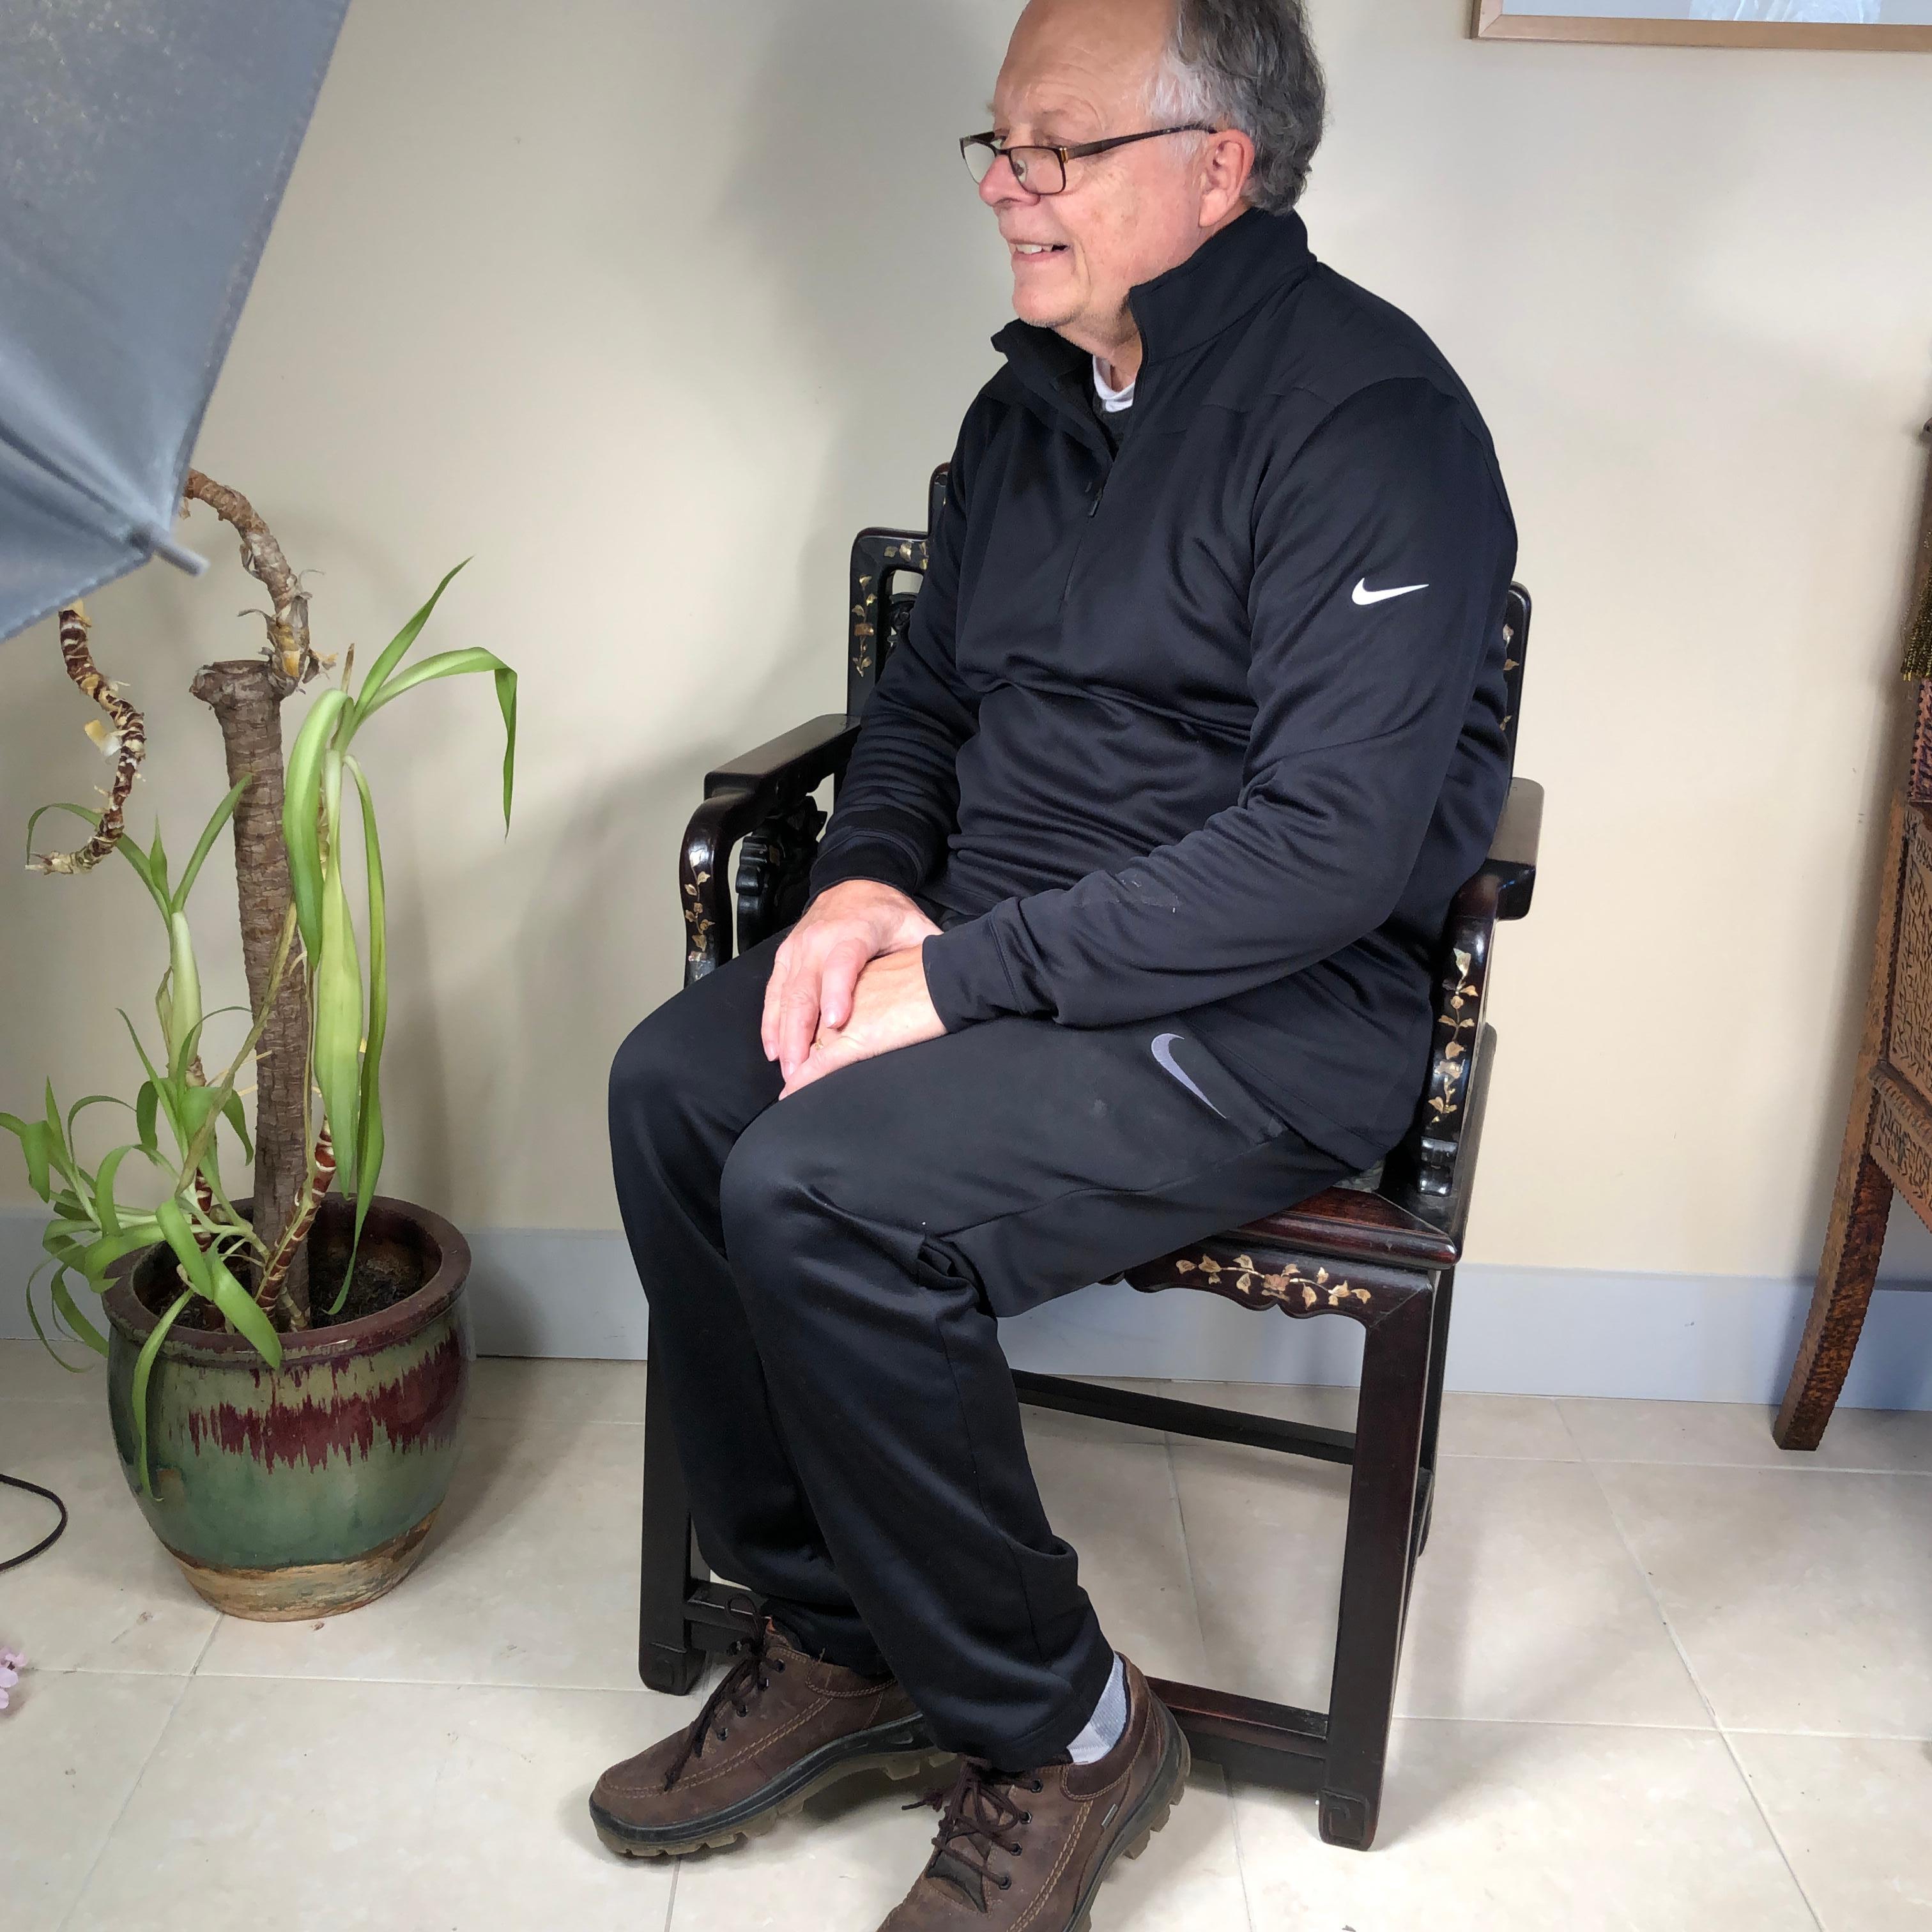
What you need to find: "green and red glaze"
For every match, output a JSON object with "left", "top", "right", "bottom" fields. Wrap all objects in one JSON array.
[{"left": 102, "top": 1195, "right": 471, "bottom": 1620}]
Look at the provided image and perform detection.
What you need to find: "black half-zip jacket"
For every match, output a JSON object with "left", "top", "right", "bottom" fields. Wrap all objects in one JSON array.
[{"left": 805, "top": 205, "right": 1517, "bottom": 1170}]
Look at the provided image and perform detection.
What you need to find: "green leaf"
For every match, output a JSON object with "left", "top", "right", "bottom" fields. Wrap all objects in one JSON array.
[
  {"left": 42, "top": 1080, "right": 86, "bottom": 1194},
  {"left": 25, "top": 797, "right": 96, "bottom": 855},
  {"left": 148, "top": 822, "right": 170, "bottom": 903},
  {"left": 153, "top": 1196, "right": 213, "bottom": 1299},
  {"left": 77, "top": 1222, "right": 161, "bottom": 1285},
  {"left": 48, "top": 1269, "right": 109, "bottom": 1356},
  {"left": 311, "top": 751, "right": 364, "bottom": 1195},
  {"left": 172, "top": 774, "right": 252, "bottom": 913},
  {"left": 206, "top": 1254, "right": 282, "bottom": 1369},
  {"left": 164, "top": 913, "right": 203, "bottom": 1078},
  {"left": 494, "top": 665, "right": 518, "bottom": 829},
  {"left": 135, "top": 1082, "right": 160, "bottom": 1155},
  {"left": 93, "top": 1143, "right": 131, "bottom": 1238},
  {"left": 43, "top": 1223, "right": 93, "bottom": 1268},
  {"left": 359, "top": 649, "right": 518, "bottom": 831},
  {"left": 344, "top": 757, "right": 388, "bottom": 1270},
  {"left": 129, "top": 1287, "right": 192, "bottom": 1496},
  {"left": 284, "top": 688, "right": 350, "bottom": 966},
  {"left": 119, "top": 1010, "right": 185, "bottom": 1154},
  {"left": 354, "top": 560, "right": 470, "bottom": 713},
  {"left": 177, "top": 1086, "right": 231, "bottom": 1198},
  {"left": 222, "top": 1090, "right": 254, "bottom": 1164},
  {"left": 117, "top": 820, "right": 162, "bottom": 904},
  {"left": 24, "top": 1262, "right": 98, "bottom": 1369},
  {"left": 3, "top": 1114, "right": 54, "bottom": 1200}
]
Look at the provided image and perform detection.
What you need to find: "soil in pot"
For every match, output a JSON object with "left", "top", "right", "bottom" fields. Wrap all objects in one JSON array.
[{"left": 131, "top": 1207, "right": 432, "bottom": 1331}]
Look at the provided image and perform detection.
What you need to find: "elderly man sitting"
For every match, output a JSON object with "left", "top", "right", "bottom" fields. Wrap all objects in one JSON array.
[{"left": 597, "top": 0, "right": 1515, "bottom": 1923}]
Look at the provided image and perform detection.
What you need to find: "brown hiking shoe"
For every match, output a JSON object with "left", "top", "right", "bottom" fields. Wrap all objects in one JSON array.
[
  {"left": 590, "top": 1614, "right": 950, "bottom": 1858},
  {"left": 880, "top": 1655, "right": 1189, "bottom": 1929}
]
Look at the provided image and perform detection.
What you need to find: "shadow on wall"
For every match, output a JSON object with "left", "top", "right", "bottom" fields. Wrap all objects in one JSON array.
[{"left": 709, "top": 0, "right": 1010, "bottom": 656}]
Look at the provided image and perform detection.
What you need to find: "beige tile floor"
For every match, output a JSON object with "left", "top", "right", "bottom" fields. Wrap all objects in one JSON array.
[{"left": 3, "top": 1338, "right": 1929, "bottom": 1930}]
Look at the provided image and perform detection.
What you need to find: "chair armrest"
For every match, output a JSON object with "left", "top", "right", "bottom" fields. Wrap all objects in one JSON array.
[
  {"left": 703, "top": 713, "right": 860, "bottom": 809},
  {"left": 1385, "top": 775, "right": 1542, "bottom": 1208},
  {"left": 1453, "top": 776, "right": 1542, "bottom": 925},
  {"left": 682, "top": 714, "right": 860, "bottom": 983}
]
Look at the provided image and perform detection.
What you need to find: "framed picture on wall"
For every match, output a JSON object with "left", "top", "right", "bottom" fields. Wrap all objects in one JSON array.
[{"left": 1473, "top": 1, "right": 1932, "bottom": 47}]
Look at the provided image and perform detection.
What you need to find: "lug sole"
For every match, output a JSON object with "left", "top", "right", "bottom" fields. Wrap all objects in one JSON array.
[
  {"left": 592, "top": 1731, "right": 954, "bottom": 1860},
  {"left": 1066, "top": 1700, "right": 1192, "bottom": 1932}
]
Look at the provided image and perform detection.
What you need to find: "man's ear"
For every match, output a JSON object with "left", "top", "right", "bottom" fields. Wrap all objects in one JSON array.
[{"left": 1198, "top": 126, "right": 1255, "bottom": 227}]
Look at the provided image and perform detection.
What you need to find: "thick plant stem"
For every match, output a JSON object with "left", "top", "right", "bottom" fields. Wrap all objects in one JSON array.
[
  {"left": 257, "top": 1124, "right": 334, "bottom": 1328},
  {"left": 188, "top": 657, "right": 313, "bottom": 1322},
  {"left": 180, "top": 470, "right": 322, "bottom": 688}
]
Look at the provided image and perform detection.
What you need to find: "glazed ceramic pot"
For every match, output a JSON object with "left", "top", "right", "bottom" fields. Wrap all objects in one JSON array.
[{"left": 102, "top": 1193, "right": 471, "bottom": 1620}]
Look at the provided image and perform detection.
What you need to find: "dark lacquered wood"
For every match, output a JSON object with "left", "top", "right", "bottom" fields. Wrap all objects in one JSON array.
[
  {"left": 643, "top": 493, "right": 1540, "bottom": 1853},
  {"left": 638, "top": 1351, "right": 707, "bottom": 1694},
  {"left": 1225, "top": 1186, "right": 1462, "bottom": 1271},
  {"left": 705, "top": 714, "right": 857, "bottom": 799},
  {"left": 1013, "top": 1370, "right": 1357, "bottom": 1466},
  {"left": 1319, "top": 1287, "right": 1434, "bottom": 1850},
  {"left": 1147, "top": 1678, "right": 1328, "bottom": 1759}
]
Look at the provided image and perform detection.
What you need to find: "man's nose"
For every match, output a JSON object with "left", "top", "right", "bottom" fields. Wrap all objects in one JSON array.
[{"left": 977, "top": 151, "right": 1037, "bottom": 209}]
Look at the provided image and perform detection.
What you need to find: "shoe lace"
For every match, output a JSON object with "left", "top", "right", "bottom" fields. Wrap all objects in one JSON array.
[
  {"left": 905, "top": 1757, "right": 1039, "bottom": 1907},
  {"left": 661, "top": 1614, "right": 786, "bottom": 1791}
]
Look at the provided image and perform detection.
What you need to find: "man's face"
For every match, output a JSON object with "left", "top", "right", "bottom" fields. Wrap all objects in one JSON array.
[{"left": 983, "top": 0, "right": 1234, "bottom": 350}]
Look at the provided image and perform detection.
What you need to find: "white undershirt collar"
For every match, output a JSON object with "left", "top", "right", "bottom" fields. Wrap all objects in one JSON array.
[{"left": 1091, "top": 354, "right": 1136, "bottom": 413}]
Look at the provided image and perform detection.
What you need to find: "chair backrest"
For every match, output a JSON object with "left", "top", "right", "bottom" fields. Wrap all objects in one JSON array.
[{"left": 846, "top": 464, "right": 948, "bottom": 716}]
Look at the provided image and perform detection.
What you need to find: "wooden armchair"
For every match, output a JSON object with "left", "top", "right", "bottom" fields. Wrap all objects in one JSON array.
[{"left": 641, "top": 464, "right": 1542, "bottom": 1851}]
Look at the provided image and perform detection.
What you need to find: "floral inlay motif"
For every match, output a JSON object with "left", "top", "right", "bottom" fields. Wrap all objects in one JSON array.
[
  {"left": 1429, "top": 947, "right": 1479, "bottom": 1128},
  {"left": 1172, "top": 1252, "right": 1371, "bottom": 1311},
  {"left": 683, "top": 867, "right": 714, "bottom": 964}
]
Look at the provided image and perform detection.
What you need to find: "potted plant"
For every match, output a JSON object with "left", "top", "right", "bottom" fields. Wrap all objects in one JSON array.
[{"left": 3, "top": 473, "right": 516, "bottom": 1619}]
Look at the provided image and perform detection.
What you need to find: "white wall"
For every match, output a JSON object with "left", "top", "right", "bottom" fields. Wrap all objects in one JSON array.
[{"left": 4, "top": 1, "right": 1932, "bottom": 1384}]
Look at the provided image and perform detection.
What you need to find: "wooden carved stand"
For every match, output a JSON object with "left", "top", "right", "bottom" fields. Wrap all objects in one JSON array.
[{"left": 1775, "top": 422, "right": 1932, "bottom": 1448}]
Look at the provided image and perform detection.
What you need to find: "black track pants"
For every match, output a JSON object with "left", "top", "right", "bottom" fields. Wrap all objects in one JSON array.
[{"left": 607, "top": 899, "right": 1362, "bottom": 1767}]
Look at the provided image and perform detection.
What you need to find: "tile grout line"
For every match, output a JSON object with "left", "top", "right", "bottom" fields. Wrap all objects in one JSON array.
[
  {"left": 52, "top": 1650, "right": 211, "bottom": 1932},
  {"left": 1574, "top": 1441, "right": 1827, "bottom": 1932},
  {"left": 1160, "top": 1423, "right": 1259, "bottom": 1932}
]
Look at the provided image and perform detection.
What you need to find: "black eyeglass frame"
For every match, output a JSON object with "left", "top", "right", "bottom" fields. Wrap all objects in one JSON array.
[{"left": 959, "top": 123, "right": 1219, "bottom": 195}]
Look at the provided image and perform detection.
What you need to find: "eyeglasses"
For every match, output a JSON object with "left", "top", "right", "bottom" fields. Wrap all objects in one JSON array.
[{"left": 959, "top": 124, "right": 1218, "bottom": 196}]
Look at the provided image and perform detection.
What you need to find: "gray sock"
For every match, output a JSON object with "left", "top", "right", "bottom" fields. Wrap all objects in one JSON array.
[{"left": 1064, "top": 1652, "right": 1127, "bottom": 1765}]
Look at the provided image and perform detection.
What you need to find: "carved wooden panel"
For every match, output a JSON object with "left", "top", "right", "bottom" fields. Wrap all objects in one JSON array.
[
  {"left": 1884, "top": 809, "right": 1932, "bottom": 1104},
  {"left": 1869, "top": 1071, "right": 1932, "bottom": 1206}
]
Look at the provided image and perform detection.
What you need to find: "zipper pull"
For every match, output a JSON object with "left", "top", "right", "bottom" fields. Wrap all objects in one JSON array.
[{"left": 1087, "top": 474, "right": 1107, "bottom": 519}]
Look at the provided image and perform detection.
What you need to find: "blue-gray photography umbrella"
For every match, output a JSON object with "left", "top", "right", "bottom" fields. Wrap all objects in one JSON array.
[{"left": 0, "top": 0, "right": 351, "bottom": 647}]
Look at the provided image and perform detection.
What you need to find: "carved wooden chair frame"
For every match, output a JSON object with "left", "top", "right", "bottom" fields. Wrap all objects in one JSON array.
[{"left": 641, "top": 464, "right": 1542, "bottom": 1851}]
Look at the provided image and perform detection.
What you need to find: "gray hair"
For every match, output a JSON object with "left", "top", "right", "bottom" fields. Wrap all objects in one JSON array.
[{"left": 1146, "top": 0, "right": 1328, "bottom": 214}]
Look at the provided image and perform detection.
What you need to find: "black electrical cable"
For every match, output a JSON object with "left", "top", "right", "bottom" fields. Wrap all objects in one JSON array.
[{"left": 0, "top": 1469, "right": 68, "bottom": 1572}]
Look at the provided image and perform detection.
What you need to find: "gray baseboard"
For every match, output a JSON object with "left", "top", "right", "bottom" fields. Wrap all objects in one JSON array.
[{"left": 4, "top": 1207, "right": 1929, "bottom": 1409}]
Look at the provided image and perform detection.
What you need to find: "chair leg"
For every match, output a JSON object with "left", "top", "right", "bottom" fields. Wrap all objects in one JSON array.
[
  {"left": 1774, "top": 1109, "right": 1892, "bottom": 1451},
  {"left": 1413, "top": 1266, "right": 1453, "bottom": 1558},
  {"left": 1319, "top": 1286, "right": 1434, "bottom": 1851},
  {"left": 638, "top": 1349, "right": 707, "bottom": 1695},
  {"left": 1777, "top": 789, "right": 1909, "bottom": 1451}
]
